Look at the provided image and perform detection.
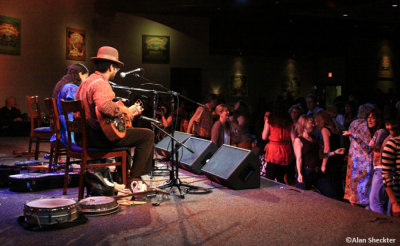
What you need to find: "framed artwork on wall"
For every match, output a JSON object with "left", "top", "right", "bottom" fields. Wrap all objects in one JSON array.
[
  {"left": 0, "top": 15, "right": 21, "bottom": 55},
  {"left": 142, "top": 35, "right": 170, "bottom": 64},
  {"left": 230, "top": 74, "right": 248, "bottom": 97},
  {"left": 66, "top": 27, "right": 86, "bottom": 61}
]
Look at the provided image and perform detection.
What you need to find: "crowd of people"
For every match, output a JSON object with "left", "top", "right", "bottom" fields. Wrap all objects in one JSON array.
[{"left": 177, "top": 91, "right": 400, "bottom": 217}]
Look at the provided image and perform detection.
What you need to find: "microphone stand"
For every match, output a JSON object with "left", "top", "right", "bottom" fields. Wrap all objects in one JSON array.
[
  {"left": 139, "top": 76, "right": 211, "bottom": 198},
  {"left": 151, "top": 121, "right": 210, "bottom": 198},
  {"left": 112, "top": 79, "right": 211, "bottom": 198},
  {"left": 149, "top": 90, "right": 171, "bottom": 177}
]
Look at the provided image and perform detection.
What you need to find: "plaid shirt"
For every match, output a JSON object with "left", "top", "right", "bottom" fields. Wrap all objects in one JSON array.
[{"left": 75, "top": 72, "right": 122, "bottom": 131}]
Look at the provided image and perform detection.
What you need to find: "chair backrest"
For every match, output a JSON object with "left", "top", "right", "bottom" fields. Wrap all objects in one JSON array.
[
  {"left": 26, "top": 95, "right": 42, "bottom": 133},
  {"left": 44, "top": 98, "right": 60, "bottom": 137},
  {"left": 60, "top": 100, "right": 87, "bottom": 152}
]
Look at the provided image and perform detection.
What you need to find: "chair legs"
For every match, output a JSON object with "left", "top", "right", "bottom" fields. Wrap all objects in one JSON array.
[
  {"left": 48, "top": 142, "right": 54, "bottom": 172},
  {"left": 48, "top": 140, "right": 61, "bottom": 173},
  {"left": 27, "top": 137, "right": 47, "bottom": 161},
  {"left": 63, "top": 156, "right": 70, "bottom": 195},
  {"left": 34, "top": 141, "right": 40, "bottom": 160},
  {"left": 27, "top": 137, "right": 33, "bottom": 160},
  {"left": 78, "top": 159, "right": 87, "bottom": 200},
  {"left": 63, "top": 156, "right": 86, "bottom": 200},
  {"left": 122, "top": 153, "right": 127, "bottom": 186},
  {"left": 63, "top": 153, "right": 127, "bottom": 201},
  {"left": 53, "top": 142, "right": 60, "bottom": 170}
]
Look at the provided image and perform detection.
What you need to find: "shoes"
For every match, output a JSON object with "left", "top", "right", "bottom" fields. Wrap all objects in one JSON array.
[
  {"left": 126, "top": 176, "right": 147, "bottom": 193},
  {"left": 113, "top": 182, "right": 126, "bottom": 191},
  {"left": 131, "top": 181, "right": 147, "bottom": 193}
]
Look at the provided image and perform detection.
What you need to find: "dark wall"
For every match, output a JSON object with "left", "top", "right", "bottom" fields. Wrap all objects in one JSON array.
[
  {"left": 0, "top": 0, "right": 97, "bottom": 112},
  {"left": 1, "top": 0, "right": 399, "bottom": 117}
]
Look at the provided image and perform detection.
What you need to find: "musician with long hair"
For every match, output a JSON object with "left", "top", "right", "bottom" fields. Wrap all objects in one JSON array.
[
  {"left": 52, "top": 63, "right": 89, "bottom": 99},
  {"left": 52, "top": 63, "right": 89, "bottom": 145}
]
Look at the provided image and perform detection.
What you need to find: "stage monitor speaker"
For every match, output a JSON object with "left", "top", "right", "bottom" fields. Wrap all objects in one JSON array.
[
  {"left": 155, "top": 131, "right": 192, "bottom": 158},
  {"left": 201, "top": 144, "right": 260, "bottom": 190},
  {"left": 178, "top": 137, "right": 217, "bottom": 174}
]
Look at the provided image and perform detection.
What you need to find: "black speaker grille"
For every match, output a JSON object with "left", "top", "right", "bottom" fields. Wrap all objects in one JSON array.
[
  {"left": 155, "top": 131, "right": 191, "bottom": 156},
  {"left": 202, "top": 145, "right": 249, "bottom": 180},
  {"left": 180, "top": 138, "right": 211, "bottom": 165}
]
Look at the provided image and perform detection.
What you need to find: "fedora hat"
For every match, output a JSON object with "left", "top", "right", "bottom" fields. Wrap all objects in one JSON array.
[{"left": 91, "top": 46, "right": 124, "bottom": 66}]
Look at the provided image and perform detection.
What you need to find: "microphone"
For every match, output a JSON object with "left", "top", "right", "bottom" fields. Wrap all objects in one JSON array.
[
  {"left": 139, "top": 115, "right": 161, "bottom": 125},
  {"left": 113, "top": 97, "right": 129, "bottom": 103},
  {"left": 120, "top": 68, "right": 144, "bottom": 78}
]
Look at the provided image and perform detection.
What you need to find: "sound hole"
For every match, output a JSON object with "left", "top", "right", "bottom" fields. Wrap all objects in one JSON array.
[{"left": 113, "top": 118, "right": 125, "bottom": 133}]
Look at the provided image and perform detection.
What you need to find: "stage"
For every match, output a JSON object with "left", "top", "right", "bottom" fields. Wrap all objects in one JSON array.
[{"left": 0, "top": 137, "right": 399, "bottom": 246}]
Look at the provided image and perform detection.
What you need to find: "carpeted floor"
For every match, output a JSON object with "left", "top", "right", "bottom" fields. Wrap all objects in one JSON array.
[{"left": 0, "top": 137, "right": 400, "bottom": 246}]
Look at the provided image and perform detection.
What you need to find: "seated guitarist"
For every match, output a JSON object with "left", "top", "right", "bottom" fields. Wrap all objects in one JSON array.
[{"left": 75, "top": 46, "right": 154, "bottom": 183}]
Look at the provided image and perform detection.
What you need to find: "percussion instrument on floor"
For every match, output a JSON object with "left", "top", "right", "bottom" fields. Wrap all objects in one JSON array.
[
  {"left": 78, "top": 196, "right": 119, "bottom": 216},
  {"left": 24, "top": 198, "right": 79, "bottom": 227}
]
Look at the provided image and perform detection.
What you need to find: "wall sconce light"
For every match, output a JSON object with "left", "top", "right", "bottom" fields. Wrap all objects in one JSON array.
[{"left": 392, "top": 0, "right": 398, "bottom": 7}]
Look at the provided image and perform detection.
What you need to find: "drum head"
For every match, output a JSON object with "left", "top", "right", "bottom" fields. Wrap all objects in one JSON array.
[
  {"left": 79, "top": 196, "right": 119, "bottom": 216},
  {"left": 26, "top": 198, "right": 76, "bottom": 208}
]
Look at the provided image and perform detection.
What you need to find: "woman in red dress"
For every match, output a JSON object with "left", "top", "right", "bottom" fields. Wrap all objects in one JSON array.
[{"left": 261, "top": 105, "right": 294, "bottom": 183}]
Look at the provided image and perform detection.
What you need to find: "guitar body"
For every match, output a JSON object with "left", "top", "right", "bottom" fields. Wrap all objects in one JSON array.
[{"left": 96, "top": 101, "right": 133, "bottom": 142}]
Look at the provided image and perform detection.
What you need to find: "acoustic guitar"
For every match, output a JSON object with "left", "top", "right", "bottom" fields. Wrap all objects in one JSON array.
[{"left": 96, "top": 100, "right": 142, "bottom": 142}]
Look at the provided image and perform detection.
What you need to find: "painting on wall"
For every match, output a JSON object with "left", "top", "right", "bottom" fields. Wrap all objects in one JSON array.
[
  {"left": 230, "top": 74, "right": 248, "bottom": 97},
  {"left": 0, "top": 15, "right": 21, "bottom": 55},
  {"left": 66, "top": 27, "right": 86, "bottom": 61},
  {"left": 142, "top": 35, "right": 170, "bottom": 64}
]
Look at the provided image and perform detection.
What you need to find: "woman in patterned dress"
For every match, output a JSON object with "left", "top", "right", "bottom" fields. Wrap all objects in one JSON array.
[{"left": 343, "top": 104, "right": 375, "bottom": 206}]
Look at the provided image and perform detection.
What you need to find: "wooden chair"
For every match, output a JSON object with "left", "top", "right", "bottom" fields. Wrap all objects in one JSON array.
[
  {"left": 44, "top": 98, "right": 66, "bottom": 172},
  {"left": 26, "top": 96, "right": 52, "bottom": 160},
  {"left": 60, "top": 99, "right": 127, "bottom": 200}
]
